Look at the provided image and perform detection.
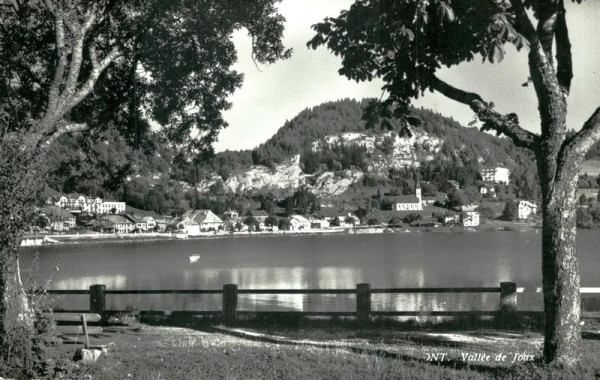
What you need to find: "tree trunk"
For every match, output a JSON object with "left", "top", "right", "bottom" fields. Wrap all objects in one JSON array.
[
  {"left": 539, "top": 164, "right": 582, "bottom": 365},
  {"left": 0, "top": 233, "right": 35, "bottom": 371}
]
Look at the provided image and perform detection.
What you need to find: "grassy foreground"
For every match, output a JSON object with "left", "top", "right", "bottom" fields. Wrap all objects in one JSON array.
[{"left": 45, "top": 319, "right": 600, "bottom": 380}]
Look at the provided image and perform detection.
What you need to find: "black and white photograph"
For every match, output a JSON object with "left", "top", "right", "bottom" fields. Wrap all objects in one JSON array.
[{"left": 1, "top": 0, "right": 599, "bottom": 378}]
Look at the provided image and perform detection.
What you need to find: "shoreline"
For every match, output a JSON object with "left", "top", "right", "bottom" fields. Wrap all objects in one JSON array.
[{"left": 21, "top": 220, "right": 541, "bottom": 247}]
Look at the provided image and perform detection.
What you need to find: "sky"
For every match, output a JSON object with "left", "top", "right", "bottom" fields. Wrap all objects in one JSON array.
[{"left": 214, "top": 0, "right": 600, "bottom": 152}]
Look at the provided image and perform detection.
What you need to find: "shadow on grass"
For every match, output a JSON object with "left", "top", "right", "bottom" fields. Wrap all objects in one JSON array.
[
  {"left": 138, "top": 311, "right": 555, "bottom": 378},
  {"left": 139, "top": 311, "right": 542, "bottom": 333}
]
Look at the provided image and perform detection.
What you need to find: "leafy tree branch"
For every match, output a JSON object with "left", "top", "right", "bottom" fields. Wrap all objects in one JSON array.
[{"left": 428, "top": 74, "right": 540, "bottom": 149}]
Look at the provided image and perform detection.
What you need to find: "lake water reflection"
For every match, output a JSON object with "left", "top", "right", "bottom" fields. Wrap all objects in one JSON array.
[{"left": 20, "top": 230, "right": 600, "bottom": 314}]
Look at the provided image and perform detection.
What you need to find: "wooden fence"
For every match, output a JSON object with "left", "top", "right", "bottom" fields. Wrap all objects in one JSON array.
[{"left": 43, "top": 282, "right": 528, "bottom": 325}]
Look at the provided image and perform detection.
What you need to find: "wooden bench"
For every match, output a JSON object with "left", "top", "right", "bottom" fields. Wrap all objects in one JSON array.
[{"left": 50, "top": 312, "right": 103, "bottom": 349}]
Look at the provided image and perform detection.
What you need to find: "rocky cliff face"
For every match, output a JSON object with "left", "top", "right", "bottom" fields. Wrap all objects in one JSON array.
[
  {"left": 368, "top": 130, "right": 444, "bottom": 175},
  {"left": 197, "top": 155, "right": 308, "bottom": 194},
  {"left": 312, "top": 170, "right": 364, "bottom": 196},
  {"left": 313, "top": 130, "right": 443, "bottom": 176},
  {"left": 197, "top": 129, "right": 443, "bottom": 196}
]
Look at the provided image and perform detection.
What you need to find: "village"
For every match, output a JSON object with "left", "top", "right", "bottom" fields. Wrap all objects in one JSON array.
[{"left": 28, "top": 166, "right": 542, "bottom": 241}]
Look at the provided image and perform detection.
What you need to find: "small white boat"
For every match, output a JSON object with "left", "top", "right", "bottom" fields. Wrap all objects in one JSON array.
[
  {"left": 174, "top": 233, "right": 189, "bottom": 239},
  {"left": 189, "top": 254, "right": 201, "bottom": 263}
]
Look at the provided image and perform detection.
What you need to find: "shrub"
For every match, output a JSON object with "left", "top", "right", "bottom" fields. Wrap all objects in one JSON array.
[
  {"left": 367, "top": 218, "right": 380, "bottom": 226},
  {"left": 402, "top": 213, "right": 422, "bottom": 224}
]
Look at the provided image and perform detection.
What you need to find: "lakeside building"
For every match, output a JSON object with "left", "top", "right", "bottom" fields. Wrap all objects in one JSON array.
[
  {"left": 310, "top": 217, "right": 330, "bottom": 229},
  {"left": 395, "top": 179, "right": 424, "bottom": 211},
  {"left": 40, "top": 206, "right": 76, "bottom": 232},
  {"left": 180, "top": 210, "right": 225, "bottom": 233},
  {"left": 481, "top": 167, "right": 510, "bottom": 185},
  {"left": 97, "top": 200, "right": 127, "bottom": 214},
  {"left": 142, "top": 216, "right": 157, "bottom": 230},
  {"left": 518, "top": 200, "right": 538, "bottom": 220},
  {"left": 176, "top": 218, "right": 200, "bottom": 235},
  {"left": 443, "top": 214, "right": 460, "bottom": 225},
  {"left": 289, "top": 215, "right": 311, "bottom": 231},
  {"left": 125, "top": 206, "right": 166, "bottom": 231},
  {"left": 223, "top": 209, "right": 239, "bottom": 220},
  {"left": 462, "top": 211, "right": 480, "bottom": 227},
  {"left": 126, "top": 215, "right": 148, "bottom": 231},
  {"left": 55, "top": 194, "right": 125, "bottom": 215},
  {"left": 97, "top": 214, "right": 135, "bottom": 233}
]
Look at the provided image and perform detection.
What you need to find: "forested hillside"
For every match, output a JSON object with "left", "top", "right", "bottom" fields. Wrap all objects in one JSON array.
[
  {"left": 45, "top": 98, "right": 600, "bottom": 214},
  {"left": 190, "top": 98, "right": 541, "bottom": 197}
]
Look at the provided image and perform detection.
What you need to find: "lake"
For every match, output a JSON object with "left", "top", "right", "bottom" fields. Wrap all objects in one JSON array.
[{"left": 20, "top": 230, "right": 600, "bottom": 314}]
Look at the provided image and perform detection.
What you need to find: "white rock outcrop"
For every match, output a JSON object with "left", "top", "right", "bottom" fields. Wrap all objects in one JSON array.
[
  {"left": 195, "top": 129, "right": 443, "bottom": 196},
  {"left": 312, "top": 170, "right": 364, "bottom": 196},
  {"left": 196, "top": 155, "right": 308, "bottom": 194}
]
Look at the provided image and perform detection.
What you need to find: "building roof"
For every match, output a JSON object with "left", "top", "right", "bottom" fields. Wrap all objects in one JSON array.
[
  {"left": 460, "top": 204, "right": 479, "bottom": 212},
  {"left": 179, "top": 218, "right": 199, "bottom": 226},
  {"left": 289, "top": 215, "right": 310, "bottom": 223},
  {"left": 42, "top": 206, "right": 75, "bottom": 220},
  {"left": 395, "top": 195, "right": 420, "bottom": 204},
  {"left": 182, "top": 209, "right": 224, "bottom": 224},
  {"left": 519, "top": 200, "right": 537, "bottom": 207},
  {"left": 42, "top": 186, "right": 62, "bottom": 199},
  {"left": 66, "top": 193, "right": 85, "bottom": 199},
  {"left": 125, "top": 214, "right": 145, "bottom": 223},
  {"left": 100, "top": 214, "right": 134, "bottom": 224},
  {"left": 249, "top": 209, "right": 269, "bottom": 217}
]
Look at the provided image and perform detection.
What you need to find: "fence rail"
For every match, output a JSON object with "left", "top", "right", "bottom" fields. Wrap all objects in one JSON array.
[
  {"left": 40, "top": 282, "right": 525, "bottom": 325},
  {"left": 39, "top": 283, "right": 600, "bottom": 325}
]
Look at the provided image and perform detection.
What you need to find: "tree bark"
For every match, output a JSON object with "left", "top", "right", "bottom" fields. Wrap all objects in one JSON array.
[
  {"left": 536, "top": 113, "right": 583, "bottom": 365},
  {"left": 539, "top": 173, "right": 582, "bottom": 365}
]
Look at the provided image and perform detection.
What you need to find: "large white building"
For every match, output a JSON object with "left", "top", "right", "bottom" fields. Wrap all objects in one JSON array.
[
  {"left": 518, "top": 201, "right": 538, "bottom": 219},
  {"left": 481, "top": 167, "right": 510, "bottom": 185},
  {"left": 56, "top": 194, "right": 125, "bottom": 214}
]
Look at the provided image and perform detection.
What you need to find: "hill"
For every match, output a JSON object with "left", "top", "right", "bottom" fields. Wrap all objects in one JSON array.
[{"left": 191, "top": 98, "right": 540, "bottom": 200}]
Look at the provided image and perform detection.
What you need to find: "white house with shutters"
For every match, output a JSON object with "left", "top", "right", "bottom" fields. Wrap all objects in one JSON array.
[
  {"left": 481, "top": 167, "right": 510, "bottom": 185},
  {"left": 462, "top": 211, "right": 480, "bottom": 227},
  {"left": 518, "top": 200, "right": 538, "bottom": 219},
  {"left": 289, "top": 215, "right": 311, "bottom": 231}
]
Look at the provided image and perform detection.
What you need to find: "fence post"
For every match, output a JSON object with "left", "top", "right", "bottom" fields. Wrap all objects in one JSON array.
[
  {"left": 89, "top": 284, "right": 106, "bottom": 319},
  {"left": 223, "top": 284, "right": 238, "bottom": 326},
  {"left": 499, "top": 282, "right": 517, "bottom": 324},
  {"left": 356, "top": 283, "right": 371, "bottom": 324}
]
